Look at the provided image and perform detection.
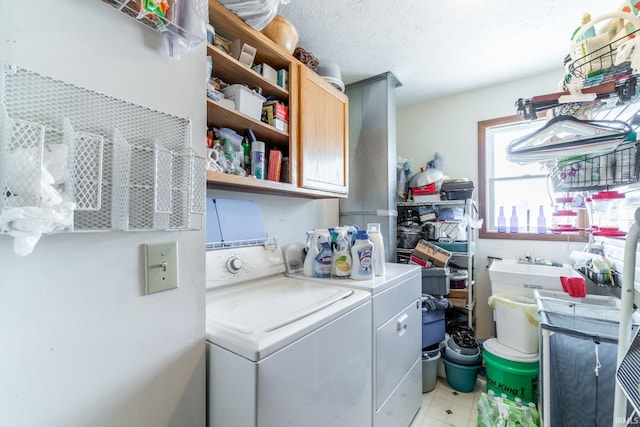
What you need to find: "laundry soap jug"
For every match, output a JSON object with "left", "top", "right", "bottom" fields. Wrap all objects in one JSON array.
[
  {"left": 313, "top": 241, "right": 333, "bottom": 278},
  {"left": 351, "top": 229, "right": 374, "bottom": 280},
  {"left": 367, "top": 223, "right": 385, "bottom": 277},
  {"left": 304, "top": 231, "right": 325, "bottom": 277},
  {"left": 331, "top": 227, "right": 352, "bottom": 278}
]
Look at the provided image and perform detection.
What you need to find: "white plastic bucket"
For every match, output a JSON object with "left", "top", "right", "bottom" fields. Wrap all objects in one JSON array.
[{"left": 489, "top": 294, "right": 539, "bottom": 354}]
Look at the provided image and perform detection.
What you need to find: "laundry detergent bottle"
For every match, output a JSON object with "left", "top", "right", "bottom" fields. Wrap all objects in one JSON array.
[
  {"left": 367, "top": 223, "right": 385, "bottom": 277},
  {"left": 351, "top": 229, "right": 374, "bottom": 280},
  {"left": 331, "top": 227, "right": 352, "bottom": 278}
]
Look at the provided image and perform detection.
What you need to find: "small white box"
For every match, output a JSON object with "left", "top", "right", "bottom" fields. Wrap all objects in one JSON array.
[
  {"left": 273, "top": 117, "right": 288, "bottom": 133},
  {"left": 252, "top": 63, "right": 278, "bottom": 85},
  {"left": 221, "top": 84, "right": 266, "bottom": 121},
  {"left": 413, "top": 194, "right": 442, "bottom": 203}
]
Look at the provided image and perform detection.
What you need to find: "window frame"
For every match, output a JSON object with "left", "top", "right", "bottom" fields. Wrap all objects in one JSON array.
[{"left": 478, "top": 115, "right": 588, "bottom": 242}]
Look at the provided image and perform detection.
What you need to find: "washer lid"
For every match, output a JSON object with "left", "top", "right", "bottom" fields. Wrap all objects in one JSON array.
[
  {"left": 206, "top": 276, "right": 369, "bottom": 361},
  {"left": 207, "top": 277, "right": 352, "bottom": 334},
  {"left": 483, "top": 338, "right": 539, "bottom": 362}
]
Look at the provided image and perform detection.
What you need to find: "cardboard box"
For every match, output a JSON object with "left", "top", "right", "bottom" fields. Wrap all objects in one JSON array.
[
  {"left": 263, "top": 101, "right": 288, "bottom": 121},
  {"left": 447, "top": 288, "right": 468, "bottom": 299},
  {"left": 262, "top": 102, "right": 289, "bottom": 132},
  {"left": 410, "top": 239, "right": 451, "bottom": 268},
  {"left": 252, "top": 63, "right": 278, "bottom": 85},
  {"left": 230, "top": 39, "right": 256, "bottom": 68}
]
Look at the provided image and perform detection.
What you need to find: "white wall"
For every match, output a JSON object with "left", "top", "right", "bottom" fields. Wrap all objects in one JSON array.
[
  {"left": 0, "top": 1, "right": 206, "bottom": 426},
  {"left": 397, "top": 72, "right": 586, "bottom": 337},
  {"left": 206, "top": 189, "right": 339, "bottom": 245}
]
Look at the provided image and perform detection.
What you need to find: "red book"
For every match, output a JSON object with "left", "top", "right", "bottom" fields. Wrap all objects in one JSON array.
[{"left": 267, "top": 149, "right": 282, "bottom": 181}]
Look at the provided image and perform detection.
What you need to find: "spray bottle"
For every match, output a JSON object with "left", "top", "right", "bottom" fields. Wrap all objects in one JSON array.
[
  {"left": 304, "top": 230, "right": 326, "bottom": 277},
  {"left": 313, "top": 241, "right": 333, "bottom": 278}
]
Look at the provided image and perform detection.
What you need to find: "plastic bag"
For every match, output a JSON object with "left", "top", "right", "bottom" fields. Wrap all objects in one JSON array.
[
  {"left": 477, "top": 391, "right": 540, "bottom": 427},
  {"left": 0, "top": 203, "right": 74, "bottom": 256},
  {"left": 1, "top": 144, "right": 75, "bottom": 256}
]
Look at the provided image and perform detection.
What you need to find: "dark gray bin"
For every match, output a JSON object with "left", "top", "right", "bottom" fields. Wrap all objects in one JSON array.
[{"left": 422, "top": 267, "right": 450, "bottom": 296}]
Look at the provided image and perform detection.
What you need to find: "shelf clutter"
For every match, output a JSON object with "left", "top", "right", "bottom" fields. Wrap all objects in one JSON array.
[{"left": 205, "top": 4, "right": 291, "bottom": 185}]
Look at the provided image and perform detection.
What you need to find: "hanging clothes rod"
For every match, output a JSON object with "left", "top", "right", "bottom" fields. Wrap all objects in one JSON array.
[{"left": 516, "top": 79, "right": 638, "bottom": 120}]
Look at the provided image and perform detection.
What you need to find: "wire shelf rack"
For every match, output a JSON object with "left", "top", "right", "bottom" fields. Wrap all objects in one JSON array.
[
  {"left": 0, "top": 63, "right": 205, "bottom": 235},
  {"left": 550, "top": 141, "right": 640, "bottom": 191}
]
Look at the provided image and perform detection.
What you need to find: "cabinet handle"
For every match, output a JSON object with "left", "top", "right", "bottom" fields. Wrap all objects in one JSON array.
[{"left": 396, "top": 313, "right": 409, "bottom": 336}]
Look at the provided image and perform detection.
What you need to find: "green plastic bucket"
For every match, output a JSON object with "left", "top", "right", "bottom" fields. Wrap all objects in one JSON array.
[{"left": 483, "top": 338, "right": 539, "bottom": 404}]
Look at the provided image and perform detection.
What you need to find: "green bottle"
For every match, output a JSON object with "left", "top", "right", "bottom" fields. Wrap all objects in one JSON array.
[{"left": 241, "top": 139, "right": 251, "bottom": 174}]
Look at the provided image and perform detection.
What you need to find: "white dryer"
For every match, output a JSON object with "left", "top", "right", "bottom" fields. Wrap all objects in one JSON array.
[
  {"left": 283, "top": 244, "right": 422, "bottom": 427},
  {"left": 205, "top": 243, "right": 372, "bottom": 427}
]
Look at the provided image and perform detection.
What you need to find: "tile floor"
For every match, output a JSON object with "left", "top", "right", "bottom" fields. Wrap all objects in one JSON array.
[{"left": 409, "top": 376, "right": 486, "bottom": 427}]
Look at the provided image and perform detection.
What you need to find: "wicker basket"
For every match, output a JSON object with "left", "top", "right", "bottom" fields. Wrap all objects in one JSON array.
[{"left": 293, "top": 47, "right": 319, "bottom": 72}]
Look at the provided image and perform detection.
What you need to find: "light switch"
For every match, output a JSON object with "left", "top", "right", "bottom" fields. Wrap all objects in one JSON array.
[{"left": 144, "top": 241, "right": 178, "bottom": 294}]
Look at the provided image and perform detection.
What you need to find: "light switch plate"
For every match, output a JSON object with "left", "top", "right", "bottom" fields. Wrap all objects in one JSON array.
[{"left": 144, "top": 241, "right": 178, "bottom": 294}]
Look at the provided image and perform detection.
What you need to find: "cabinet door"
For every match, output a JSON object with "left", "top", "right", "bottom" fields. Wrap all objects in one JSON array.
[{"left": 297, "top": 65, "right": 348, "bottom": 194}]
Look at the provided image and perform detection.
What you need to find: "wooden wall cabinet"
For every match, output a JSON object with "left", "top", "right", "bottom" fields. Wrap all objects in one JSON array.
[
  {"left": 297, "top": 65, "right": 349, "bottom": 194},
  {"left": 206, "top": 0, "right": 348, "bottom": 199}
]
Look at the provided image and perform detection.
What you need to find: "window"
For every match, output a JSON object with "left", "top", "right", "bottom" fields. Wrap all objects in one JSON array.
[{"left": 478, "top": 115, "right": 587, "bottom": 241}]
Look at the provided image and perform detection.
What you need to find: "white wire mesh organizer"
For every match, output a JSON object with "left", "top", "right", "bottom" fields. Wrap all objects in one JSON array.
[{"left": 0, "top": 63, "right": 205, "bottom": 238}]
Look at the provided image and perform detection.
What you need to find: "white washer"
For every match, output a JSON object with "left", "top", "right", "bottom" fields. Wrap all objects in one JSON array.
[
  {"left": 205, "top": 243, "right": 372, "bottom": 427},
  {"left": 283, "top": 246, "right": 422, "bottom": 427}
]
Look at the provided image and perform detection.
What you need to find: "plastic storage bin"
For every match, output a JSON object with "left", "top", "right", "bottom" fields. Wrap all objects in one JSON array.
[
  {"left": 422, "top": 308, "right": 445, "bottom": 349},
  {"left": 489, "top": 294, "right": 539, "bottom": 354},
  {"left": 421, "top": 267, "right": 450, "bottom": 296},
  {"left": 482, "top": 338, "right": 539, "bottom": 404},
  {"left": 220, "top": 84, "right": 266, "bottom": 120},
  {"left": 441, "top": 181, "right": 475, "bottom": 200}
]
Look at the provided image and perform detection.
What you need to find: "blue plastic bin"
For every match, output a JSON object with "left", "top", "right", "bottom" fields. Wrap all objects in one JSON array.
[{"left": 422, "top": 308, "right": 445, "bottom": 349}]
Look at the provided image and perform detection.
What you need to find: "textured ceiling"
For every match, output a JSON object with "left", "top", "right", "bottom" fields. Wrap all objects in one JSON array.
[{"left": 276, "top": 0, "right": 617, "bottom": 107}]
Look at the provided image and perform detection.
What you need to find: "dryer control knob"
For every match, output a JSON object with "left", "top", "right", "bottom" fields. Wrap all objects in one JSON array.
[{"left": 226, "top": 256, "right": 243, "bottom": 274}]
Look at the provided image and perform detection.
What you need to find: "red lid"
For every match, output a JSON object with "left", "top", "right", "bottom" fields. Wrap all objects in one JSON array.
[
  {"left": 592, "top": 227, "right": 627, "bottom": 236},
  {"left": 592, "top": 191, "right": 625, "bottom": 200}
]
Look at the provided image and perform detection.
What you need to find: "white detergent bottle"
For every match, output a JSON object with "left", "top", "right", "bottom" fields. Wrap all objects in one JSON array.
[
  {"left": 350, "top": 229, "right": 374, "bottom": 280},
  {"left": 303, "top": 231, "right": 324, "bottom": 277},
  {"left": 367, "top": 223, "right": 386, "bottom": 277},
  {"left": 313, "top": 241, "right": 333, "bottom": 278}
]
